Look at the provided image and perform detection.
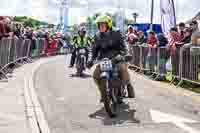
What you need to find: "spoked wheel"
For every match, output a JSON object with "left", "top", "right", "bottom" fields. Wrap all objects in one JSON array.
[
  {"left": 101, "top": 80, "right": 118, "bottom": 118},
  {"left": 103, "top": 92, "right": 117, "bottom": 118},
  {"left": 76, "top": 57, "right": 84, "bottom": 76}
]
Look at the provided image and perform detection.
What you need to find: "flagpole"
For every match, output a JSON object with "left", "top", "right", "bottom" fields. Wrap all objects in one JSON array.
[
  {"left": 171, "top": 0, "right": 176, "bottom": 26},
  {"left": 150, "top": 0, "right": 154, "bottom": 31}
]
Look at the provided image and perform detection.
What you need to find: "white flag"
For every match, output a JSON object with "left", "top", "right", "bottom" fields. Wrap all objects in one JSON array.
[
  {"left": 160, "top": 0, "right": 176, "bottom": 36},
  {"left": 116, "top": 9, "right": 125, "bottom": 32},
  {"left": 62, "top": 0, "right": 70, "bottom": 30}
]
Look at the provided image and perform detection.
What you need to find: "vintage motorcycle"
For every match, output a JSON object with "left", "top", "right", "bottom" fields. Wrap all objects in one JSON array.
[
  {"left": 98, "top": 55, "right": 135, "bottom": 118},
  {"left": 75, "top": 47, "right": 87, "bottom": 76}
]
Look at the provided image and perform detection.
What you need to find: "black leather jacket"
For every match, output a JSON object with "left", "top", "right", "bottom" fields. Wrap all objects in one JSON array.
[{"left": 90, "top": 30, "right": 128, "bottom": 61}]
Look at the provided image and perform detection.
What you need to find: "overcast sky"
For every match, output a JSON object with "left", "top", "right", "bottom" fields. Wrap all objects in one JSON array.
[{"left": 0, "top": 0, "right": 199, "bottom": 25}]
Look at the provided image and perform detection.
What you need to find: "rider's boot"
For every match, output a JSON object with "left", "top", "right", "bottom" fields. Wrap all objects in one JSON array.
[
  {"left": 94, "top": 79, "right": 104, "bottom": 103},
  {"left": 117, "top": 89, "right": 124, "bottom": 104},
  {"left": 127, "top": 83, "right": 135, "bottom": 98}
]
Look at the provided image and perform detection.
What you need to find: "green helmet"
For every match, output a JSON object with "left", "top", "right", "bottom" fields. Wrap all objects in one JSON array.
[{"left": 96, "top": 15, "right": 112, "bottom": 29}]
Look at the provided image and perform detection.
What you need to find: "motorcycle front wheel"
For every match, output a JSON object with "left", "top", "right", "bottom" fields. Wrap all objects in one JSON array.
[
  {"left": 101, "top": 79, "right": 117, "bottom": 118},
  {"left": 76, "top": 56, "right": 85, "bottom": 76}
]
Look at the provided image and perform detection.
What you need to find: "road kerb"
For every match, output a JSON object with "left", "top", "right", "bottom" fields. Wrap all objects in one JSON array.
[{"left": 24, "top": 57, "right": 62, "bottom": 133}]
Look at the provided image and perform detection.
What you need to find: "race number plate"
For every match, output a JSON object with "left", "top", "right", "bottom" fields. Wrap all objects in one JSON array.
[
  {"left": 100, "top": 60, "right": 112, "bottom": 71},
  {"left": 79, "top": 49, "right": 86, "bottom": 54}
]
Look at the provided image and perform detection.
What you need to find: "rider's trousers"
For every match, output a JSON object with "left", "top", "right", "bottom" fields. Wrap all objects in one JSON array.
[{"left": 70, "top": 48, "right": 89, "bottom": 66}]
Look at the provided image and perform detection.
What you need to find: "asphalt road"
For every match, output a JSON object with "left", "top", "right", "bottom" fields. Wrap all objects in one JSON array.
[{"left": 33, "top": 56, "right": 200, "bottom": 133}]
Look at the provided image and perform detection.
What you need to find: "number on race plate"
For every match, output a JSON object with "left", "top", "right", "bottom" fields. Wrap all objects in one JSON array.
[
  {"left": 100, "top": 60, "right": 112, "bottom": 71},
  {"left": 79, "top": 49, "right": 86, "bottom": 54}
]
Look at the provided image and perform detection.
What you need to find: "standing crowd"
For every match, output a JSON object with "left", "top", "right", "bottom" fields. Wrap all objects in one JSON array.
[
  {"left": 0, "top": 16, "right": 71, "bottom": 56},
  {"left": 126, "top": 20, "right": 200, "bottom": 80}
]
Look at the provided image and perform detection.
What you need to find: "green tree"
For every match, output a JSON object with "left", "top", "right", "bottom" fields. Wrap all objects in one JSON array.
[
  {"left": 23, "top": 18, "right": 35, "bottom": 27},
  {"left": 14, "top": 16, "right": 27, "bottom": 22},
  {"left": 14, "top": 16, "right": 50, "bottom": 28}
]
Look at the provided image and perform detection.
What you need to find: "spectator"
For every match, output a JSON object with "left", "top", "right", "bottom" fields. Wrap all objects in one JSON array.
[
  {"left": 178, "top": 22, "right": 186, "bottom": 40},
  {"left": 147, "top": 31, "right": 158, "bottom": 48},
  {"left": 183, "top": 31, "right": 200, "bottom": 48},
  {"left": 136, "top": 30, "right": 147, "bottom": 72},
  {"left": 36, "top": 30, "right": 42, "bottom": 38},
  {"left": 127, "top": 25, "right": 133, "bottom": 33},
  {"left": 127, "top": 25, "right": 139, "bottom": 44},
  {"left": 146, "top": 31, "right": 158, "bottom": 75},
  {"left": 157, "top": 33, "right": 169, "bottom": 80},
  {"left": 168, "top": 27, "right": 182, "bottom": 78},
  {"left": 157, "top": 33, "right": 168, "bottom": 47},
  {"left": 180, "top": 28, "right": 192, "bottom": 44},
  {"left": 190, "top": 20, "right": 199, "bottom": 35},
  {"left": 127, "top": 26, "right": 133, "bottom": 39},
  {"left": 168, "top": 27, "right": 182, "bottom": 53},
  {"left": 197, "top": 34, "right": 200, "bottom": 45},
  {"left": 4, "top": 17, "right": 13, "bottom": 37},
  {"left": 47, "top": 34, "right": 57, "bottom": 56},
  {"left": 0, "top": 16, "right": 12, "bottom": 39},
  {"left": 0, "top": 17, "right": 5, "bottom": 39},
  {"left": 14, "top": 23, "right": 23, "bottom": 38},
  {"left": 138, "top": 31, "right": 147, "bottom": 44},
  {"left": 192, "top": 32, "right": 200, "bottom": 45},
  {"left": 24, "top": 27, "right": 33, "bottom": 39},
  {"left": 56, "top": 33, "right": 64, "bottom": 52}
]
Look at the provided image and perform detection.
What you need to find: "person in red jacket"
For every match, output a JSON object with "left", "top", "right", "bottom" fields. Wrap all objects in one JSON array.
[
  {"left": 147, "top": 31, "right": 158, "bottom": 48},
  {"left": 167, "top": 27, "right": 182, "bottom": 54},
  {"left": 167, "top": 27, "right": 182, "bottom": 78},
  {"left": 178, "top": 22, "right": 186, "bottom": 41},
  {"left": 146, "top": 31, "right": 158, "bottom": 75},
  {"left": 0, "top": 17, "right": 12, "bottom": 40},
  {"left": 47, "top": 35, "right": 57, "bottom": 56}
]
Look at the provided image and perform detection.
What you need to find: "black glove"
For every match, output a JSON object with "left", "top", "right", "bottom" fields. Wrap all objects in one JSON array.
[
  {"left": 87, "top": 61, "right": 93, "bottom": 69},
  {"left": 125, "top": 54, "right": 133, "bottom": 62},
  {"left": 115, "top": 54, "right": 123, "bottom": 61},
  {"left": 113, "top": 54, "right": 123, "bottom": 63}
]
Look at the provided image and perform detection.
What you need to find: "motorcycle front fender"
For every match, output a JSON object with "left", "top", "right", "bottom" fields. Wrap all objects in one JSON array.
[{"left": 100, "top": 72, "right": 110, "bottom": 79}]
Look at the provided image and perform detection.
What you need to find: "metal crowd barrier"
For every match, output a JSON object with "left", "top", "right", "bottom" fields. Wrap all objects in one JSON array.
[
  {"left": 0, "top": 38, "right": 69, "bottom": 80},
  {"left": 129, "top": 43, "right": 200, "bottom": 87},
  {"left": 178, "top": 46, "right": 200, "bottom": 86},
  {"left": 129, "top": 44, "right": 150, "bottom": 72}
]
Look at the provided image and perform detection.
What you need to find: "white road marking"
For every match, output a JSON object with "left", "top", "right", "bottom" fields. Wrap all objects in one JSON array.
[
  {"left": 150, "top": 109, "right": 199, "bottom": 133},
  {"left": 24, "top": 57, "right": 62, "bottom": 133}
]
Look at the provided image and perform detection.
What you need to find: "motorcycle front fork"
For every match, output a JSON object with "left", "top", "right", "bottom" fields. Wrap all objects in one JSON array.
[{"left": 105, "top": 80, "right": 118, "bottom": 103}]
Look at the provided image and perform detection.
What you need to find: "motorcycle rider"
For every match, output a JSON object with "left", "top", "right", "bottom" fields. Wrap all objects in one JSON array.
[
  {"left": 69, "top": 27, "right": 92, "bottom": 67},
  {"left": 87, "top": 15, "right": 135, "bottom": 102}
]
